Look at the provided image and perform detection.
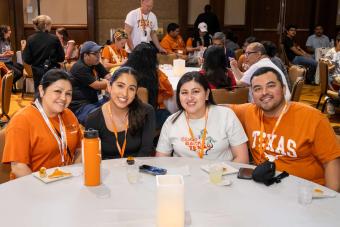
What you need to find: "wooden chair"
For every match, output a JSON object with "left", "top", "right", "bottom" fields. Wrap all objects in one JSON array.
[
  {"left": 316, "top": 60, "right": 340, "bottom": 111},
  {"left": 212, "top": 87, "right": 249, "bottom": 104},
  {"left": 137, "top": 87, "right": 148, "bottom": 104},
  {"left": 290, "top": 77, "right": 304, "bottom": 102},
  {"left": 0, "top": 127, "right": 10, "bottom": 184},
  {"left": 22, "top": 63, "right": 34, "bottom": 99},
  {"left": 157, "top": 53, "right": 177, "bottom": 65},
  {"left": 0, "top": 72, "right": 13, "bottom": 122},
  {"left": 288, "top": 65, "right": 306, "bottom": 85},
  {"left": 234, "top": 49, "right": 243, "bottom": 61}
]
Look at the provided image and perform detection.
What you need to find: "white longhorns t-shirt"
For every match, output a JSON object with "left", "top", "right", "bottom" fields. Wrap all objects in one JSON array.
[
  {"left": 156, "top": 105, "right": 248, "bottom": 161},
  {"left": 125, "top": 8, "right": 158, "bottom": 52}
]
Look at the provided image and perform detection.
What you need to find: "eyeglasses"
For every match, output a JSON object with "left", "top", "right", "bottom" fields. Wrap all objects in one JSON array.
[
  {"left": 88, "top": 52, "right": 100, "bottom": 56},
  {"left": 244, "top": 51, "right": 258, "bottom": 57}
]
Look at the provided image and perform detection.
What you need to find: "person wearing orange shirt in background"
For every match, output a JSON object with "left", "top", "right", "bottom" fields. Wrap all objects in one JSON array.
[
  {"left": 2, "top": 69, "right": 82, "bottom": 179},
  {"left": 229, "top": 67, "right": 340, "bottom": 192},
  {"left": 160, "top": 23, "right": 187, "bottom": 60},
  {"left": 101, "top": 29, "right": 128, "bottom": 73}
]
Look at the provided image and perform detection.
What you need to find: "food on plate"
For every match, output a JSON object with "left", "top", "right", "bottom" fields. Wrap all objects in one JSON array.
[
  {"left": 314, "top": 188, "right": 324, "bottom": 194},
  {"left": 39, "top": 167, "right": 47, "bottom": 178},
  {"left": 48, "top": 168, "right": 72, "bottom": 179}
]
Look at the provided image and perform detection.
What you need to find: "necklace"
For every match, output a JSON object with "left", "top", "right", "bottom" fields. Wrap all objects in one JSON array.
[{"left": 140, "top": 8, "right": 150, "bottom": 37}]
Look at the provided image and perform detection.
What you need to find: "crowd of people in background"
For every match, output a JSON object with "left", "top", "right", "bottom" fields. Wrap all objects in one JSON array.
[{"left": 0, "top": 0, "right": 339, "bottom": 192}]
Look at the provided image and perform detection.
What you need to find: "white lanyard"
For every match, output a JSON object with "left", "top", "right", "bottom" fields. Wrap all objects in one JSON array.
[{"left": 34, "top": 99, "right": 67, "bottom": 164}]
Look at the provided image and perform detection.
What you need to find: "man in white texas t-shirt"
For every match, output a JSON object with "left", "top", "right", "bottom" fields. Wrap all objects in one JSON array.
[{"left": 124, "top": 0, "right": 166, "bottom": 53}]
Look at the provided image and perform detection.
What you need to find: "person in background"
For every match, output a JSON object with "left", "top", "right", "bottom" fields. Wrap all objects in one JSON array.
[
  {"left": 23, "top": 15, "right": 65, "bottom": 90},
  {"left": 229, "top": 67, "right": 340, "bottom": 192},
  {"left": 0, "top": 24, "right": 23, "bottom": 91},
  {"left": 230, "top": 42, "right": 291, "bottom": 101},
  {"left": 194, "top": 4, "right": 220, "bottom": 36},
  {"left": 186, "top": 22, "right": 212, "bottom": 66},
  {"left": 261, "top": 40, "right": 291, "bottom": 91},
  {"left": 124, "top": 0, "right": 166, "bottom": 53},
  {"left": 156, "top": 71, "right": 248, "bottom": 162},
  {"left": 2, "top": 69, "right": 82, "bottom": 179},
  {"left": 124, "top": 43, "right": 173, "bottom": 129},
  {"left": 101, "top": 29, "right": 128, "bottom": 72},
  {"left": 211, "top": 32, "right": 235, "bottom": 67},
  {"left": 160, "top": 23, "right": 187, "bottom": 59},
  {"left": 200, "top": 46, "right": 236, "bottom": 89},
  {"left": 225, "top": 29, "right": 240, "bottom": 51},
  {"left": 56, "top": 27, "right": 79, "bottom": 62},
  {"left": 69, "top": 41, "right": 111, "bottom": 125},
  {"left": 306, "top": 25, "right": 331, "bottom": 54},
  {"left": 282, "top": 24, "right": 317, "bottom": 84},
  {"left": 237, "top": 36, "right": 257, "bottom": 72},
  {"left": 85, "top": 67, "right": 155, "bottom": 159}
]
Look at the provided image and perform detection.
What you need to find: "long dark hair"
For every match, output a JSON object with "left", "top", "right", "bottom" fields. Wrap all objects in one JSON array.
[
  {"left": 124, "top": 43, "right": 159, "bottom": 108},
  {"left": 35, "top": 69, "right": 71, "bottom": 101},
  {"left": 203, "top": 46, "right": 232, "bottom": 88},
  {"left": 56, "top": 27, "right": 69, "bottom": 43},
  {"left": 192, "top": 30, "right": 211, "bottom": 48},
  {"left": 172, "top": 71, "right": 215, "bottom": 123},
  {"left": 110, "top": 66, "right": 147, "bottom": 135},
  {"left": 0, "top": 25, "right": 10, "bottom": 42}
]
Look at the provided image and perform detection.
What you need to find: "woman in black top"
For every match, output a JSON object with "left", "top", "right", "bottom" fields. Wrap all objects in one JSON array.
[{"left": 85, "top": 66, "right": 156, "bottom": 159}]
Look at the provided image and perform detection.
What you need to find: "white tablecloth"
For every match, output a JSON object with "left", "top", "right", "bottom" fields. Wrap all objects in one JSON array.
[
  {"left": 0, "top": 157, "right": 339, "bottom": 227},
  {"left": 160, "top": 65, "right": 200, "bottom": 113}
]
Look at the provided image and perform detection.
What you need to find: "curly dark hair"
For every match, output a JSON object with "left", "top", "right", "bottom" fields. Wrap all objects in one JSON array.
[
  {"left": 124, "top": 43, "right": 159, "bottom": 108},
  {"left": 0, "top": 25, "right": 10, "bottom": 42},
  {"left": 202, "top": 46, "right": 232, "bottom": 88},
  {"left": 110, "top": 66, "right": 147, "bottom": 135}
]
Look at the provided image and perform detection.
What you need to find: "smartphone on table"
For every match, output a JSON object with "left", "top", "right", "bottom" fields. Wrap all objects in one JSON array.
[
  {"left": 237, "top": 167, "right": 254, "bottom": 180},
  {"left": 139, "top": 165, "right": 167, "bottom": 176}
]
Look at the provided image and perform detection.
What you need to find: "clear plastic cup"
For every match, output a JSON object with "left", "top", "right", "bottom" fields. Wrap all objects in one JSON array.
[
  {"left": 209, "top": 165, "right": 223, "bottom": 184},
  {"left": 127, "top": 164, "right": 140, "bottom": 184},
  {"left": 298, "top": 182, "right": 313, "bottom": 205}
]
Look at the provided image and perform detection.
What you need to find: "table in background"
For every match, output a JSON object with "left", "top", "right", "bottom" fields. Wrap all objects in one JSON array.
[
  {"left": 159, "top": 65, "right": 200, "bottom": 113},
  {"left": 0, "top": 157, "right": 339, "bottom": 227}
]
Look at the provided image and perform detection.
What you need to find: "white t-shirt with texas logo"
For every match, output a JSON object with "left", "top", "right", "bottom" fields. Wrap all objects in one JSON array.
[{"left": 156, "top": 105, "right": 248, "bottom": 160}]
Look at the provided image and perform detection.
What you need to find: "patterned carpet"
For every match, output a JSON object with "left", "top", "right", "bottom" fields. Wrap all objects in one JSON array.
[{"left": 5, "top": 84, "right": 340, "bottom": 133}]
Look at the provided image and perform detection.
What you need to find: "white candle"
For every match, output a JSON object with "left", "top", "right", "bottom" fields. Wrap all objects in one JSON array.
[
  {"left": 156, "top": 175, "right": 184, "bottom": 227},
  {"left": 173, "top": 59, "right": 185, "bottom": 77}
]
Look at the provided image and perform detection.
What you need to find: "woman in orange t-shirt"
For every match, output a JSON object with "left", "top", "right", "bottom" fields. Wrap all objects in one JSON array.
[
  {"left": 102, "top": 29, "right": 128, "bottom": 72},
  {"left": 2, "top": 69, "right": 82, "bottom": 178}
]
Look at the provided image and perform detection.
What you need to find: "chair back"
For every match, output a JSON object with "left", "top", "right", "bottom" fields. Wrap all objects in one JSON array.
[
  {"left": 1, "top": 72, "right": 13, "bottom": 117},
  {"left": 137, "top": 87, "right": 148, "bottom": 104},
  {"left": 290, "top": 77, "right": 304, "bottom": 102},
  {"left": 157, "top": 53, "right": 177, "bottom": 65},
  {"left": 0, "top": 127, "right": 10, "bottom": 184},
  {"left": 23, "top": 63, "right": 33, "bottom": 78},
  {"left": 212, "top": 87, "right": 249, "bottom": 104},
  {"left": 234, "top": 49, "right": 243, "bottom": 61},
  {"left": 288, "top": 65, "right": 306, "bottom": 85},
  {"left": 318, "top": 60, "right": 329, "bottom": 95},
  {"left": 279, "top": 43, "right": 291, "bottom": 67}
]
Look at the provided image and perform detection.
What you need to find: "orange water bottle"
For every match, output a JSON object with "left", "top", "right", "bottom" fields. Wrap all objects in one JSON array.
[{"left": 83, "top": 129, "right": 101, "bottom": 186}]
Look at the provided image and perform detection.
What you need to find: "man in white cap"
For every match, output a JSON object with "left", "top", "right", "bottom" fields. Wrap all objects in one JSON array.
[
  {"left": 124, "top": 0, "right": 166, "bottom": 53},
  {"left": 186, "top": 22, "right": 212, "bottom": 66}
]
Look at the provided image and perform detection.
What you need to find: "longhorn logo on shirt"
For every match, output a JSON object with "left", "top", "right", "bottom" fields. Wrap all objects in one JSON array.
[
  {"left": 252, "top": 130, "right": 297, "bottom": 158},
  {"left": 181, "top": 129, "right": 216, "bottom": 155}
]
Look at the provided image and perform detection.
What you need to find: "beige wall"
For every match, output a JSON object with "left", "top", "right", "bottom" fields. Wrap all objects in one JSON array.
[{"left": 95, "top": 0, "right": 179, "bottom": 45}]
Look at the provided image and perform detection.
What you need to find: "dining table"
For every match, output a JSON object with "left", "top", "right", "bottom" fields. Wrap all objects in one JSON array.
[{"left": 0, "top": 157, "right": 339, "bottom": 227}]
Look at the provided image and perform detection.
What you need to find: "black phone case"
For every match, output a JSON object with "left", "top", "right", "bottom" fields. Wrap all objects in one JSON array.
[{"left": 237, "top": 168, "right": 254, "bottom": 180}]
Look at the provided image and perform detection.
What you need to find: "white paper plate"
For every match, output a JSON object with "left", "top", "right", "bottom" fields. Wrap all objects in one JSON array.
[
  {"left": 32, "top": 167, "right": 73, "bottom": 183},
  {"left": 312, "top": 187, "right": 337, "bottom": 198},
  {"left": 201, "top": 163, "right": 238, "bottom": 175}
]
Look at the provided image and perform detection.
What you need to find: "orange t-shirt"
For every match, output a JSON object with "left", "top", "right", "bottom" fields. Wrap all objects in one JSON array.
[
  {"left": 2, "top": 105, "right": 82, "bottom": 177},
  {"left": 157, "top": 69, "right": 174, "bottom": 109},
  {"left": 101, "top": 44, "right": 127, "bottom": 65},
  {"left": 160, "top": 34, "right": 186, "bottom": 54},
  {"left": 230, "top": 102, "right": 340, "bottom": 185}
]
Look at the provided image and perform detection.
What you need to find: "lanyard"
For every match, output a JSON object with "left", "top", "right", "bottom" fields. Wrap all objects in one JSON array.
[
  {"left": 140, "top": 8, "right": 150, "bottom": 36},
  {"left": 34, "top": 99, "right": 67, "bottom": 164},
  {"left": 107, "top": 103, "right": 129, "bottom": 158},
  {"left": 257, "top": 103, "right": 289, "bottom": 162},
  {"left": 185, "top": 107, "right": 209, "bottom": 159}
]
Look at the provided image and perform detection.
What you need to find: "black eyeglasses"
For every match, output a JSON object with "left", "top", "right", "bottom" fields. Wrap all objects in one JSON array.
[
  {"left": 88, "top": 52, "right": 100, "bottom": 56},
  {"left": 244, "top": 51, "right": 258, "bottom": 57}
]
